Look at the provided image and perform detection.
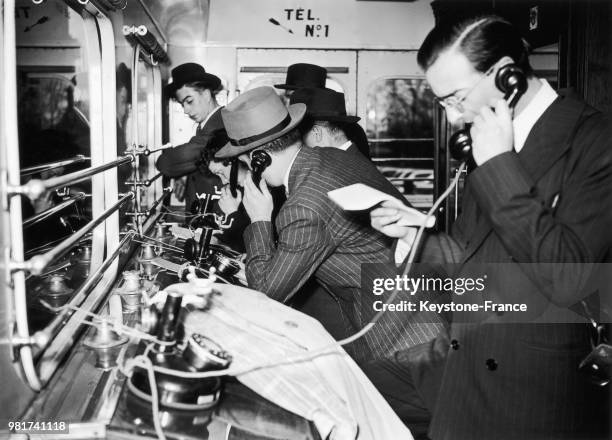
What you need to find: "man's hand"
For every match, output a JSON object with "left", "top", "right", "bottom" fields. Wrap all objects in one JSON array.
[
  {"left": 470, "top": 99, "right": 514, "bottom": 166},
  {"left": 242, "top": 172, "right": 273, "bottom": 222},
  {"left": 370, "top": 201, "right": 417, "bottom": 240},
  {"left": 218, "top": 185, "right": 242, "bottom": 215}
]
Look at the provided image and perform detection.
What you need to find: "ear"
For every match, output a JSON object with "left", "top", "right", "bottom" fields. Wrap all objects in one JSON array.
[
  {"left": 498, "top": 55, "right": 515, "bottom": 68},
  {"left": 205, "top": 88, "right": 214, "bottom": 102},
  {"left": 313, "top": 125, "right": 323, "bottom": 142}
]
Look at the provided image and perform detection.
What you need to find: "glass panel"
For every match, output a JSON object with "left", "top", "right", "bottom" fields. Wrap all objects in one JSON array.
[
  {"left": 135, "top": 59, "right": 151, "bottom": 210},
  {"left": 116, "top": 60, "right": 133, "bottom": 230},
  {"left": 366, "top": 77, "right": 435, "bottom": 208},
  {"left": 15, "top": 0, "right": 94, "bottom": 332},
  {"left": 243, "top": 74, "right": 344, "bottom": 106}
]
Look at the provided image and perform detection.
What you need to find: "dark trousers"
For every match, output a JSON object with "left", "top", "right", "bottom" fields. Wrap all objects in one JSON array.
[
  {"left": 291, "top": 279, "right": 355, "bottom": 341},
  {"left": 361, "top": 332, "right": 450, "bottom": 440}
]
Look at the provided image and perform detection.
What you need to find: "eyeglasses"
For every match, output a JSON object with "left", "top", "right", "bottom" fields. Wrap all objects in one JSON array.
[{"left": 436, "top": 65, "right": 496, "bottom": 113}]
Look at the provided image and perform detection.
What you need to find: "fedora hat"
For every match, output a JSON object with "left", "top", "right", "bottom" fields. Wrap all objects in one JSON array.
[
  {"left": 290, "top": 88, "right": 360, "bottom": 123},
  {"left": 164, "top": 63, "right": 222, "bottom": 97},
  {"left": 215, "top": 87, "right": 306, "bottom": 158},
  {"left": 274, "top": 63, "right": 327, "bottom": 90}
]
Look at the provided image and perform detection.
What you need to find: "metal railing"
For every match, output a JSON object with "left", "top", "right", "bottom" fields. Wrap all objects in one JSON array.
[
  {"left": 20, "top": 155, "right": 90, "bottom": 178},
  {"left": 32, "top": 230, "right": 136, "bottom": 353},
  {"left": 23, "top": 193, "right": 88, "bottom": 229},
  {"left": 10, "top": 156, "right": 134, "bottom": 200},
  {"left": 14, "top": 193, "right": 134, "bottom": 276}
]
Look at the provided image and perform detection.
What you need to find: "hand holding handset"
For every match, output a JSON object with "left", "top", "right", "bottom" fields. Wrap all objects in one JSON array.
[
  {"left": 449, "top": 63, "right": 527, "bottom": 160},
  {"left": 250, "top": 150, "right": 272, "bottom": 188}
]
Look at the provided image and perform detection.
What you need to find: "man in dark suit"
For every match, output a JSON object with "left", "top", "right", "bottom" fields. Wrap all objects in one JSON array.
[
  {"left": 215, "top": 86, "right": 444, "bottom": 363},
  {"left": 370, "top": 15, "right": 612, "bottom": 439},
  {"left": 284, "top": 86, "right": 371, "bottom": 339},
  {"left": 290, "top": 87, "right": 371, "bottom": 159},
  {"left": 156, "top": 63, "right": 228, "bottom": 213}
]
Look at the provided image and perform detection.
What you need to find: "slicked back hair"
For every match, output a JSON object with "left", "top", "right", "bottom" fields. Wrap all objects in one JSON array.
[
  {"left": 417, "top": 15, "right": 533, "bottom": 76},
  {"left": 181, "top": 81, "right": 222, "bottom": 98}
]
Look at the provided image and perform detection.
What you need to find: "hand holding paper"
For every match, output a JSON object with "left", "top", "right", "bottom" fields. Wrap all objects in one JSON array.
[{"left": 328, "top": 183, "right": 436, "bottom": 228}]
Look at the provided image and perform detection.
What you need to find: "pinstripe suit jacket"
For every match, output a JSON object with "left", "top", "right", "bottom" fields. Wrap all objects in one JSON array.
[
  {"left": 244, "top": 146, "right": 444, "bottom": 361},
  {"left": 428, "top": 92, "right": 612, "bottom": 439}
]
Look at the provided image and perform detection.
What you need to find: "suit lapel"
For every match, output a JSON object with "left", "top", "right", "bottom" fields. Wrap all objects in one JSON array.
[
  {"left": 515, "top": 93, "right": 586, "bottom": 182},
  {"left": 460, "top": 91, "right": 587, "bottom": 262},
  {"left": 460, "top": 182, "right": 492, "bottom": 262}
]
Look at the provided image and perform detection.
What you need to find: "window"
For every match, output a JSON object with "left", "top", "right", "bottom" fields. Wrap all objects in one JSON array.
[
  {"left": 15, "top": 0, "right": 95, "bottom": 333},
  {"left": 366, "top": 77, "right": 435, "bottom": 208},
  {"left": 243, "top": 74, "right": 344, "bottom": 106},
  {"left": 16, "top": 1, "right": 92, "bottom": 250}
]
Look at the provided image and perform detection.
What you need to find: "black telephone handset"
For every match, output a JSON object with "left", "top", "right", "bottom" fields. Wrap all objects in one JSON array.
[
  {"left": 250, "top": 150, "right": 272, "bottom": 187},
  {"left": 449, "top": 63, "right": 528, "bottom": 161},
  {"left": 228, "top": 159, "right": 239, "bottom": 198}
]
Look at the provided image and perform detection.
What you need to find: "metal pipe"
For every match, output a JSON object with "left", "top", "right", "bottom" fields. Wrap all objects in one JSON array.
[
  {"left": 4, "top": 0, "right": 42, "bottom": 392},
  {"left": 131, "top": 44, "right": 143, "bottom": 235},
  {"left": 125, "top": 172, "right": 163, "bottom": 188},
  {"left": 126, "top": 142, "right": 172, "bottom": 157},
  {"left": 20, "top": 155, "right": 90, "bottom": 178},
  {"left": 89, "top": 0, "right": 127, "bottom": 11},
  {"left": 144, "top": 172, "right": 163, "bottom": 187},
  {"left": 147, "top": 186, "right": 172, "bottom": 214},
  {"left": 32, "top": 231, "right": 136, "bottom": 351},
  {"left": 135, "top": 0, "right": 168, "bottom": 46},
  {"left": 23, "top": 193, "right": 87, "bottom": 229},
  {"left": 19, "top": 193, "right": 134, "bottom": 276},
  {"left": 10, "top": 155, "right": 134, "bottom": 200}
]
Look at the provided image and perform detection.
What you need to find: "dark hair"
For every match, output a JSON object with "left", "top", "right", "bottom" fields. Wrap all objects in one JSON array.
[
  {"left": 297, "top": 117, "right": 316, "bottom": 137},
  {"left": 182, "top": 81, "right": 222, "bottom": 98},
  {"left": 259, "top": 128, "right": 302, "bottom": 153},
  {"left": 417, "top": 15, "right": 532, "bottom": 75},
  {"left": 195, "top": 129, "right": 230, "bottom": 175},
  {"left": 297, "top": 117, "right": 345, "bottom": 137}
]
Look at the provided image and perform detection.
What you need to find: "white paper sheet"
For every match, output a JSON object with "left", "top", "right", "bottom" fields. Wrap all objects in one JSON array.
[{"left": 328, "top": 183, "right": 436, "bottom": 228}]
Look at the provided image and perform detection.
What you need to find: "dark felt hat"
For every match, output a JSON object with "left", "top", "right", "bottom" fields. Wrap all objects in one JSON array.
[
  {"left": 274, "top": 63, "right": 327, "bottom": 90},
  {"left": 164, "top": 63, "right": 222, "bottom": 97},
  {"left": 289, "top": 87, "right": 360, "bottom": 123},
  {"left": 215, "top": 87, "right": 306, "bottom": 158}
]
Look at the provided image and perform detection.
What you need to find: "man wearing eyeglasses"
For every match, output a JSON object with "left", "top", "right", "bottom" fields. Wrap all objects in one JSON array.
[{"left": 367, "top": 15, "right": 612, "bottom": 440}]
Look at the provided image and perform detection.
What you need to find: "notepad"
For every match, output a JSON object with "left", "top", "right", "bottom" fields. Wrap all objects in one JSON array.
[{"left": 328, "top": 183, "right": 436, "bottom": 228}]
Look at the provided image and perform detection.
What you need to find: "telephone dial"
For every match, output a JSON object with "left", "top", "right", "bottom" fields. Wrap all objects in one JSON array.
[
  {"left": 449, "top": 63, "right": 527, "bottom": 161},
  {"left": 250, "top": 150, "right": 272, "bottom": 187}
]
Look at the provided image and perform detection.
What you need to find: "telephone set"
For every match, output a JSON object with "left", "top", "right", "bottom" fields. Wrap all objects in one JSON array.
[
  {"left": 183, "top": 214, "right": 217, "bottom": 264},
  {"left": 250, "top": 150, "right": 272, "bottom": 187},
  {"left": 449, "top": 63, "right": 527, "bottom": 161}
]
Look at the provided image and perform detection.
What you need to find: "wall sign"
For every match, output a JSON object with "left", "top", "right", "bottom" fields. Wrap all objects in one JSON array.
[{"left": 269, "top": 8, "right": 330, "bottom": 38}]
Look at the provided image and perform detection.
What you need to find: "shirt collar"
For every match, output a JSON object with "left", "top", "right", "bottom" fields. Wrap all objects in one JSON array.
[
  {"left": 199, "top": 105, "right": 221, "bottom": 130},
  {"left": 513, "top": 79, "right": 558, "bottom": 152},
  {"left": 337, "top": 140, "right": 352, "bottom": 151},
  {"left": 283, "top": 147, "right": 303, "bottom": 195}
]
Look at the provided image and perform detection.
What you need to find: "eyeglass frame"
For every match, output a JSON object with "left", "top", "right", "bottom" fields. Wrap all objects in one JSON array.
[{"left": 435, "top": 64, "right": 497, "bottom": 113}]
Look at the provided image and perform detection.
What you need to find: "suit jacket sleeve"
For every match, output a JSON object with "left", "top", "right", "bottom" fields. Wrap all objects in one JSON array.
[
  {"left": 156, "top": 133, "right": 211, "bottom": 177},
  {"left": 243, "top": 205, "right": 335, "bottom": 303},
  {"left": 468, "top": 123, "right": 612, "bottom": 306}
]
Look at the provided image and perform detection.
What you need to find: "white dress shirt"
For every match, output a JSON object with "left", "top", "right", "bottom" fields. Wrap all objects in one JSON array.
[{"left": 282, "top": 147, "right": 303, "bottom": 195}]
